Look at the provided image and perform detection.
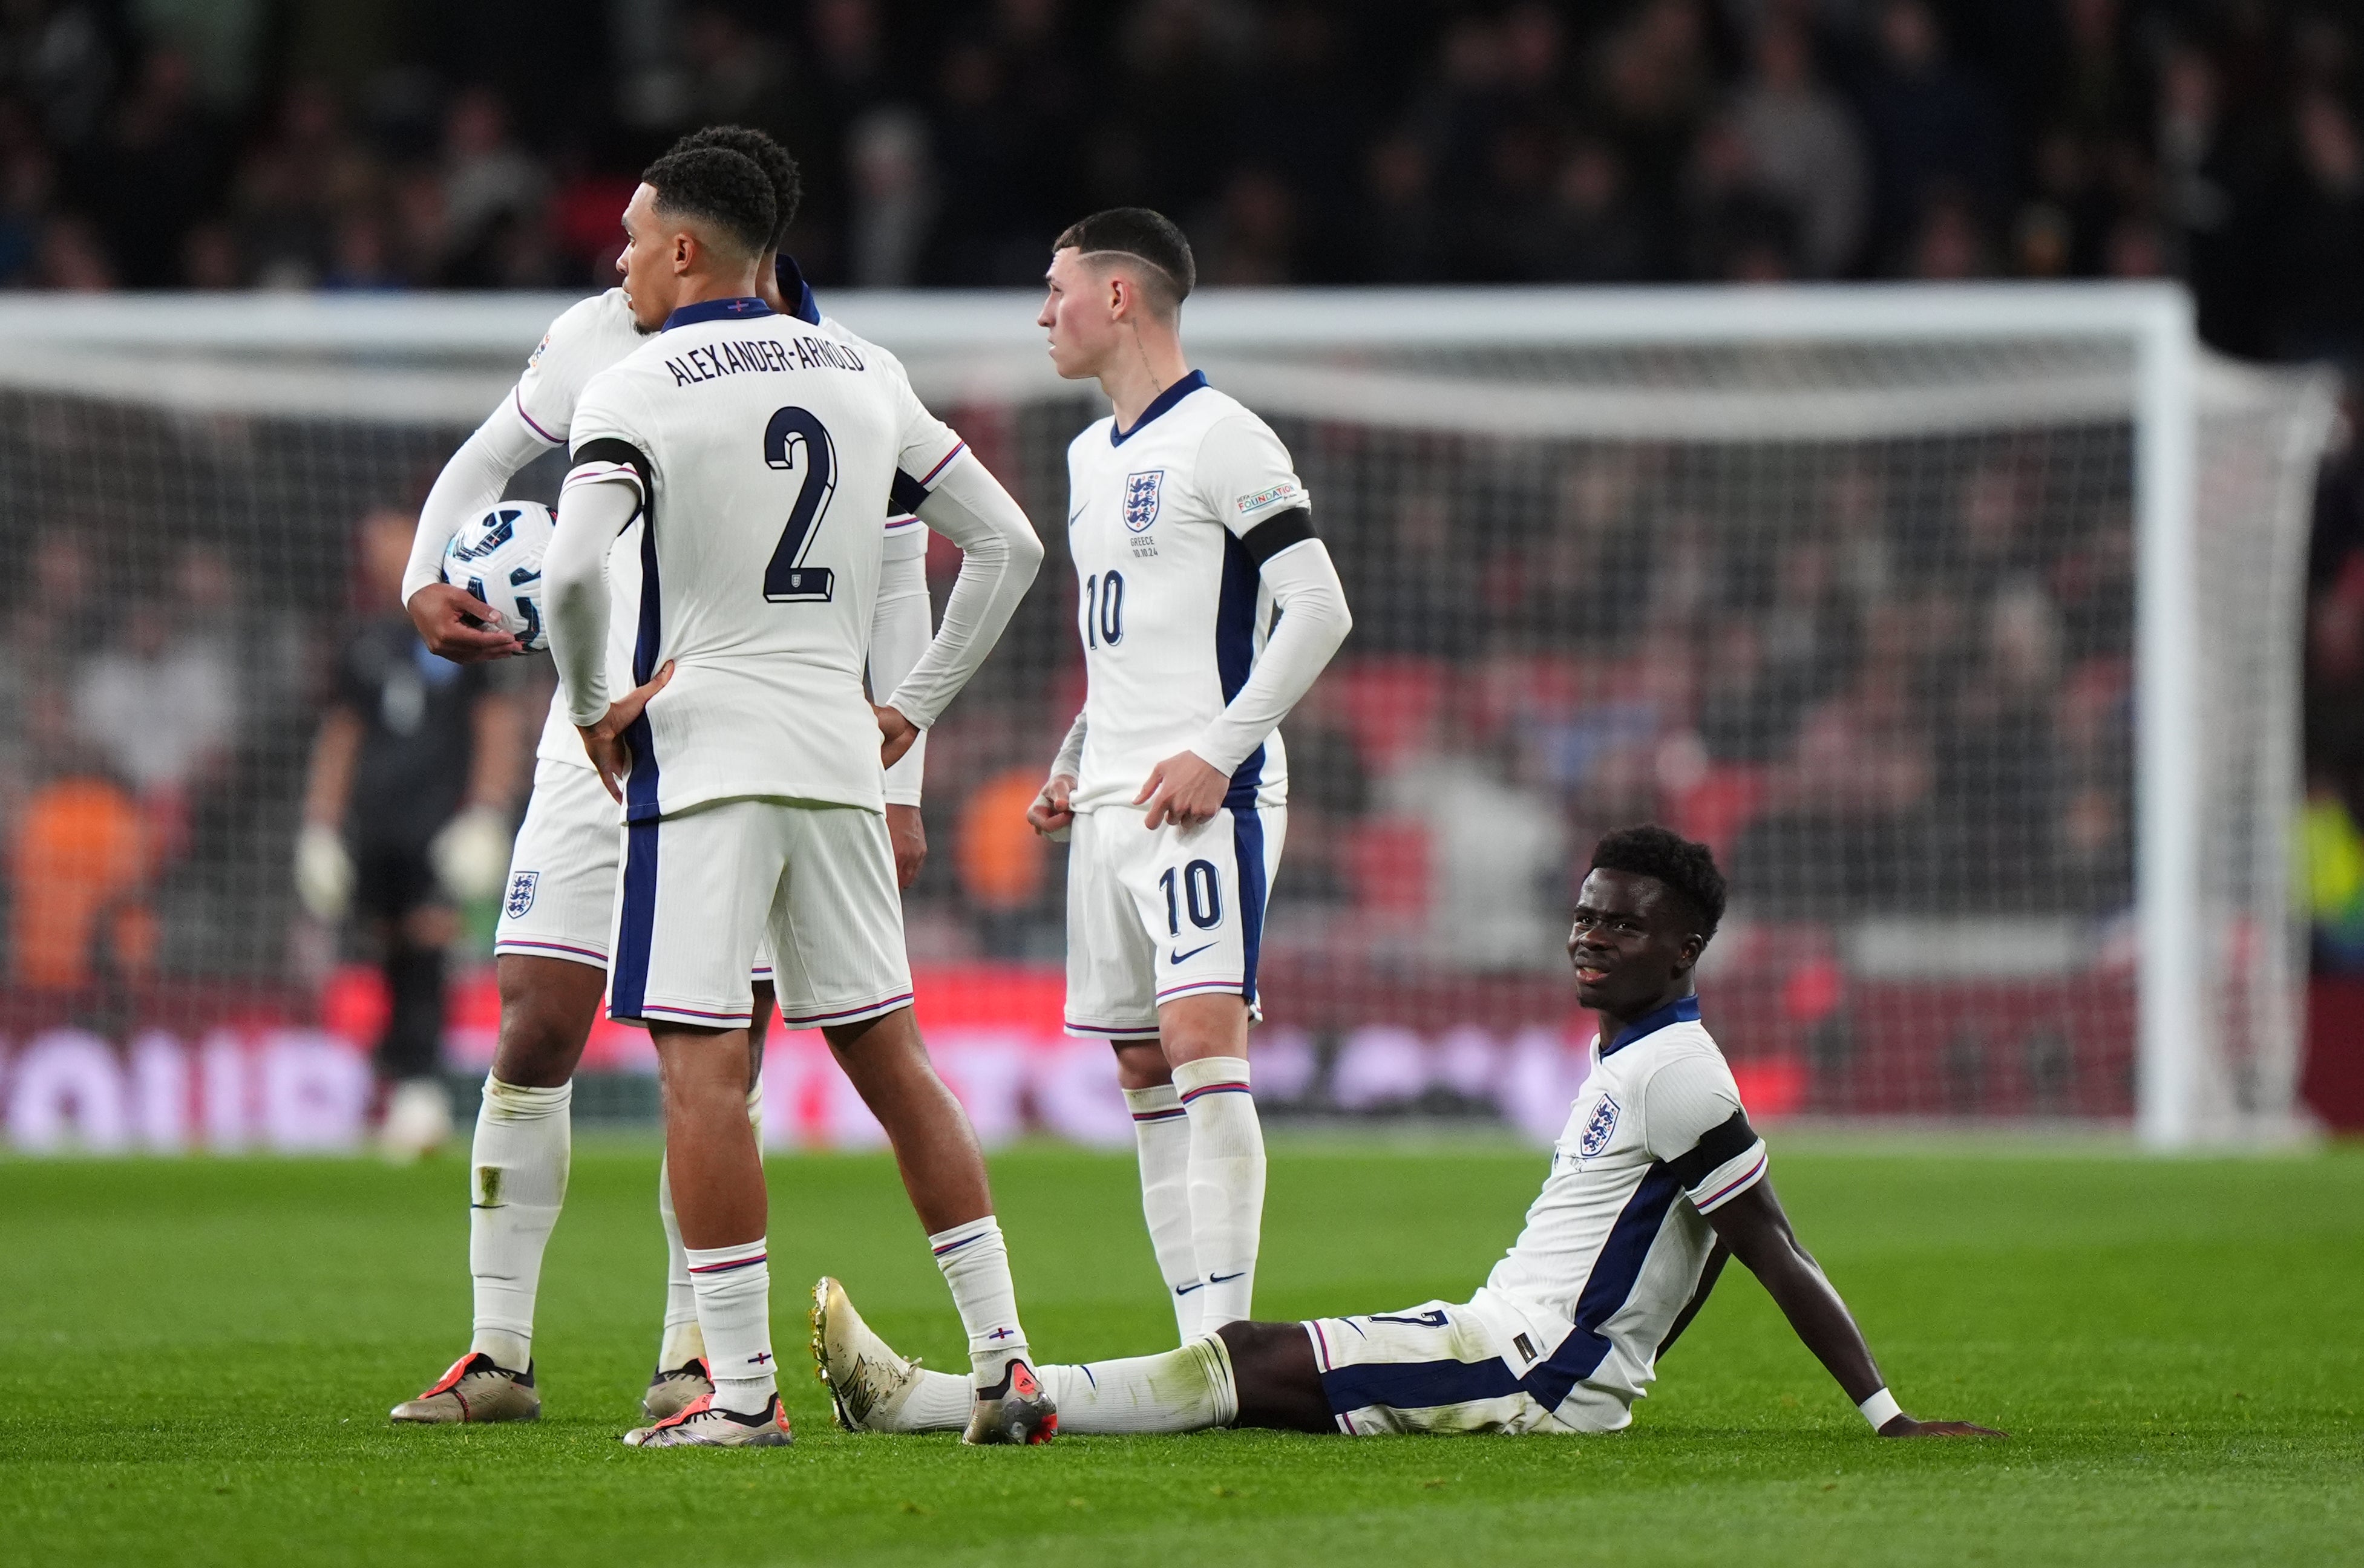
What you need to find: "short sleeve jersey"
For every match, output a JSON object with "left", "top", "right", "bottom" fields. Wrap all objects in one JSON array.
[
  {"left": 1481, "top": 996, "right": 1769, "bottom": 1419},
  {"left": 515, "top": 289, "right": 947, "bottom": 782},
  {"left": 1064, "top": 372, "right": 1308, "bottom": 812},
  {"left": 565, "top": 298, "right": 963, "bottom": 821}
]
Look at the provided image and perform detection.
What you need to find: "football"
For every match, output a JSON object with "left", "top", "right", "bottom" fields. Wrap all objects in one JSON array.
[{"left": 440, "top": 501, "right": 557, "bottom": 650}]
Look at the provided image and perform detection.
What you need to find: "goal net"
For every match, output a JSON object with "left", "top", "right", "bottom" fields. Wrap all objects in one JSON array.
[{"left": 0, "top": 286, "right": 2331, "bottom": 1152}]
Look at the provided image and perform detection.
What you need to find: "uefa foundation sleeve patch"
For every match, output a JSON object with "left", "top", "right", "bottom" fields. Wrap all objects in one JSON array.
[{"left": 1234, "top": 479, "right": 1302, "bottom": 520}]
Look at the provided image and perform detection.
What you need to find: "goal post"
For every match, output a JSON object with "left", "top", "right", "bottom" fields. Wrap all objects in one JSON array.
[{"left": 0, "top": 283, "right": 2333, "bottom": 1151}]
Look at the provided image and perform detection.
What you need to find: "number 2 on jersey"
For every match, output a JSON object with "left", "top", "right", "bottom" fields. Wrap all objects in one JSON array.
[{"left": 762, "top": 406, "right": 837, "bottom": 603}]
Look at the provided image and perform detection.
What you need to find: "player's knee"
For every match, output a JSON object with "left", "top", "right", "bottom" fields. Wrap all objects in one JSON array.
[
  {"left": 1159, "top": 994, "right": 1249, "bottom": 1064},
  {"left": 492, "top": 958, "right": 600, "bottom": 1086},
  {"left": 1112, "top": 1040, "right": 1173, "bottom": 1090}
]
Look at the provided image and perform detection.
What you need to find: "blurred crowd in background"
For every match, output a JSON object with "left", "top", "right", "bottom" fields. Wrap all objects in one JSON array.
[
  {"left": 0, "top": 0, "right": 2357, "bottom": 1000},
  {"left": 0, "top": 0, "right": 2356, "bottom": 348}
]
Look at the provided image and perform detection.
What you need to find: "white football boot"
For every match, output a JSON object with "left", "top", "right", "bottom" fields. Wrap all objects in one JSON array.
[
  {"left": 808, "top": 1275, "right": 929, "bottom": 1432},
  {"left": 641, "top": 1357, "right": 714, "bottom": 1422},
  {"left": 622, "top": 1392, "right": 793, "bottom": 1448},
  {"left": 390, "top": 1353, "right": 539, "bottom": 1423}
]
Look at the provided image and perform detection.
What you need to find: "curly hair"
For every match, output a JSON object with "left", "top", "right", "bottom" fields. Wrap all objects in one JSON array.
[
  {"left": 1590, "top": 824, "right": 1727, "bottom": 942},
  {"left": 1052, "top": 207, "right": 1196, "bottom": 311},
  {"left": 670, "top": 125, "right": 802, "bottom": 247},
  {"left": 640, "top": 146, "right": 776, "bottom": 260}
]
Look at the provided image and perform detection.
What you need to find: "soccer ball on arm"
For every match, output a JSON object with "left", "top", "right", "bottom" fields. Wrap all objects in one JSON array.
[{"left": 440, "top": 501, "right": 557, "bottom": 650}]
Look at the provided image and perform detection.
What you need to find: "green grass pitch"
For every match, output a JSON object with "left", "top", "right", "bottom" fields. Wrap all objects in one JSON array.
[{"left": 2, "top": 1137, "right": 2357, "bottom": 1566}]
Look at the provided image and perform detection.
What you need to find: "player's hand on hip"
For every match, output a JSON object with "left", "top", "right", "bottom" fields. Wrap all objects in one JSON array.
[
  {"left": 1027, "top": 773, "right": 1078, "bottom": 838},
  {"left": 1136, "top": 750, "right": 1226, "bottom": 831},
  {"left": 876, "top": 704, "right": 919, "bottom": 769},
  {"left": 1877, "top": 1414, "right": 2007, "bottom": 1439},
  {"left": 577, "top": 660, "right": 675, "bottom": 803},
  {"left": 407, "top": 582, "right": 523, "bottom": 662},
  {"left": 885, "top": 803, "right": 926, "bottom": 887}
]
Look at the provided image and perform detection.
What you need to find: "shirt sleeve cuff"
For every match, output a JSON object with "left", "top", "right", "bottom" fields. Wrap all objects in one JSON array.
[{"left": 1685, "top": 1141, "right": 1769, "bottom": 1214}]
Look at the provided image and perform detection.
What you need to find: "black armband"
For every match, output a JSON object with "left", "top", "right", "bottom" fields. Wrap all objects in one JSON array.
[
  {"left": 569, "top": 438, "right": 653, "bottom": 530},
  {"left": 1664, "top": 1109, "right": 1760, "bottom": 1189},
  {"left": 1239, "top": 505, "right": 1315, "bottom": 570},
  {"left": 888, "top": 467, "right": 931, "bottom": 518}
]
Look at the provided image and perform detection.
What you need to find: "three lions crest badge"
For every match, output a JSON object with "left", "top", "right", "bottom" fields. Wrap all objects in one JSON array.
[
  {"left": 1122, "top": 469, "right": 1164, "bottom": 533},
  {"left": 1579, "top": 1094, "right": 1621, "bottom": 1158}
]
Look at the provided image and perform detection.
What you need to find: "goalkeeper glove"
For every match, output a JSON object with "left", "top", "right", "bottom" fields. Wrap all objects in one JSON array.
[
  {"left": 294, "top": 823, "right": 353, "bottom": 921},
  {"left": 431, "top": 803, "right": 513, "bottom": 901}
]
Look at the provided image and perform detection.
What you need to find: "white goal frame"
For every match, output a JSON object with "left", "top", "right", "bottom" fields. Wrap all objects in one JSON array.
[{"left": 0, "top": 281, "right": 2333, "bottom": 1148}]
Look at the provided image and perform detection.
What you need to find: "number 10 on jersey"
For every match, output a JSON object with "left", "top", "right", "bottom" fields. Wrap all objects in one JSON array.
[
  {"left": 764, "top": 406, "right": 837, "bottom": 603},
  {"left": 1083, "top": 569, "right": 1124, "bottom": 647}
]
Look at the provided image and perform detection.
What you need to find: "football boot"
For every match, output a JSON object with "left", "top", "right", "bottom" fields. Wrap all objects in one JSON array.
[
  {"left": 808, "top": 1275, "right": 926, "bottom": 1433},
  {"left": 622, "top": 1391, "right": 793, "bottom": 1448},
  {"left": 642, "top": 1357, "right": 713, "bottom": 1422},
  {"left": 390, "top": 1353, "right": 539, "bottom": 1424},
  {"left": 961, "top": 1356, "right": 1058, "bottom": 1446}
]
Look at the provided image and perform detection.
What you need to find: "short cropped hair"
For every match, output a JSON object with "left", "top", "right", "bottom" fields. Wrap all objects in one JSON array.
[
  {"left": 670, "top": 125, "right": 801, "bottom": 248},
  {"left": 1053, "top": 207, "right": 1196, "bottom": 312},
  {"left": 1590, "top": 825, "right": 1727, "bottom": 942},
  {"left": 641, "top": 146, "right": 776, "bottom": 260}
]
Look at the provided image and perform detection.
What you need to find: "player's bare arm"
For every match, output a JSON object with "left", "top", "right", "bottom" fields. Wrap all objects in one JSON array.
[
  {"left": 1704, "top": 1180, "right": 2004, "bottom": 1438},
  {"left": 1656, "top": 1238, "right": 1731, "bottom": 1357}
]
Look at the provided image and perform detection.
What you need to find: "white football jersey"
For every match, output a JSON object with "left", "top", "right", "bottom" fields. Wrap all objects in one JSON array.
[
  {"left": 517, "top": 285, "right": 940, "bottom": 781},
  {"left": 1481, "top": 996, "right": 1769, "bottom": 1426},
  {"left": 567, "top": 296, "right": 962, "bottom": 820},
  {"left": 1065, "top": 373, "right": 1309, "bottom": 812}
]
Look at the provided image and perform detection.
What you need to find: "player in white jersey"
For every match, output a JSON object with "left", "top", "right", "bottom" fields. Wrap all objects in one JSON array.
[
  {"left": 546, "top": 146, "right": 1047, "bottom": 1448},
  {"left": 1023, "top": 209, "right": 1353, "bottom": 1342},
  {"left": 816, "top": 826, "right": 2004, "bottom": 1443},
  {"left": 385, "top": 130, "right": 990, "bottom": 1429}
]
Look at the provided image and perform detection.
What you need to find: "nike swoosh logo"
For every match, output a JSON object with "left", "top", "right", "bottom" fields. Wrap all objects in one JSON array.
[
  {"left": 1169, "top": 942, "right": 1217, "bottom": 964},
  {"left": 1174, "top": 1281, "right": 1205, "bottom": 1296},
  {"left": 1208, "top": 1272, "right": 1245, "bottom": 1284}
]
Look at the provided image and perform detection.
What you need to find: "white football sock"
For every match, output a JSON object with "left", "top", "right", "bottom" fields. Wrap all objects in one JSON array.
[
  {"left": 1125, "top": 1082, "right": 1203, "bottom": 1341},
  {"left": 1174, "top": 1056, "right": 1265, "bottom": 1330},
  {"left": 685, "top": 1239, "right": 776, "bottom": 1414},
  {"left": 654, "top": 1086, "right": 762, "bottom": 1373},
  {"left": 887, "top": 1367, "right": 976, "bottom": 1432},
  {"left": 467, "top": 1076, "right": 571, "bottom": 1371},
  {"left": 880, "top": 1338, "right": 1241, "bottom": 1436},
  {"left": 655, "top": 1154, "right": 703, "bottom": 1370},
  {"left": 928, "top": 1215, "right": 1030, "bottom": 1387}
]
